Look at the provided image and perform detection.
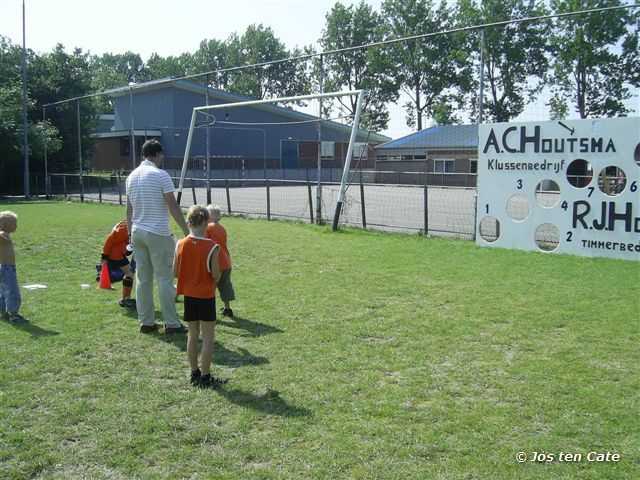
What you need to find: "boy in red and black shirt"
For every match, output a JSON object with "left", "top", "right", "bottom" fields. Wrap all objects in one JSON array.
[
  {"left": 173, "top": 205, "right": 228, "bottom": 389},
  {"left": 101, "top": 221, "right": 136, "bottom": 308}
]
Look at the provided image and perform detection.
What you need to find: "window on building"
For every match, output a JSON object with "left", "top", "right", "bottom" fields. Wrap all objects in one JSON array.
[
  {"left": 120, "top": 139, "right": 130, "bottom": 157},
  {"left": 434, "top": 159, "right": 455, "bottom": 173},
  {"left": 321, "top": 141, "right": 335, "bottom": 159},
  {"left": 469, "top": 159, "right": 478, "bottom": 174},
  {"left": 353, "top": 142, "right": 367, "bottom": 159}
]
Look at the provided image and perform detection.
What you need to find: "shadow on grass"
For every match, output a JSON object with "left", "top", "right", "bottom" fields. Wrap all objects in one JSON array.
[
  {"left": 217, "top": 315, "right": 284, "bottom": 337},
  {"left": 6, "top": 321, "right": 59, "bottom": 337},
  {"left": 218, "top": 387, "right": 312, "bottom": 418},
  {"left": 157, "top": 335, "right": 269, "bottom": 368}
]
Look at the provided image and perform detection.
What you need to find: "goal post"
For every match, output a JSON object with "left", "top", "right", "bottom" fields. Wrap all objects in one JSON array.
[
  {"left": 331, "top": 90, "right": 364, "bottom": 231},
  {"left": 176, "top": 89, "right": 366, "bottom": 223}
]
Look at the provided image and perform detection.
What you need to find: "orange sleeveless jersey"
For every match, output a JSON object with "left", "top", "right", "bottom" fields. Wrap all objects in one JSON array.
[
  {"left": 175, "top": 236, "right": 218, "bottom": 298},
  {"left": 102, "top": 221, "right": 129, "bottom": 260},
  {"left": 206, "top": 223, "right": 231, "bottom": 270}
]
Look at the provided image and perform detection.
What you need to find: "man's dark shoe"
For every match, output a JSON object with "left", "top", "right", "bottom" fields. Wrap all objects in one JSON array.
[
  {"left": 198, "top": 375, "right": 229, "bottom": 389},
  {"left": 165, "top": 324, "right": 188, "bottom": 334},
  {"left": 140, "top": 323, "right": 160, "bottom": 333},
  {"left": 190, "top": 369, "right": 202, "bottom": 386},
  {"left": 119, "top": 298, "right": 137, "bottom": 309},
  {"left": 221, "top": 308, "right": 234, "bottom": 318}
]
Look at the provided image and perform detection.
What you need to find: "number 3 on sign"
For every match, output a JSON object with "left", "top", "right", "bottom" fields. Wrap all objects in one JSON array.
[{"left": 517, "top": 179, "right": 523, "bottom": 189}]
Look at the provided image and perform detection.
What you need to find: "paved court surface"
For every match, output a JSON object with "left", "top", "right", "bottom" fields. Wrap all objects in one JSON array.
[{"left": 75, "top": 182, "right": 478, "bottom": 239}]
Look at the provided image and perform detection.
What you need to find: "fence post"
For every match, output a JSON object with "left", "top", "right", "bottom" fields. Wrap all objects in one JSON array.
[
  {"left": 473, "top": 193, "right": 478, "bottom": 241},
  {"left": 307, "top": 181, "right": 314, "bottom": 224},
  {"left": 63, "top": 175, "right": 67, "bottom": 196},
  {"left": 191, "top": 178, "right": 197, "bottom": 205},
  {"left": 360, "top": 180, "right": 366, "bottom": 229},
  {"left": 225, "top": 179, "right": 231, "bottom": 215},
  {"left": 266, "top": 179, "right": 271, "bottom": 220},
  {"left": 423, "top": 184, "right": 429, "bottom": 236},
  {"left": 117, "top": 172, "right": 123, "bottom": 205},
  {"left": 98, "top": 175, "right": 102, "bottom": 203},
  {"left": 79, "top": 173, "right": 84, "bottom": 202}
]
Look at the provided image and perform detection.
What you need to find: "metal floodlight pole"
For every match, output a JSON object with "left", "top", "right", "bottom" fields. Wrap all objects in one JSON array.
[
  {"left": 43, "top": 106, "right": 49, "bottom": 197},
  {"left": 205, "top": 74, "right": 211, "bottom": 205},
  {"left": 332, "top": 90, "right": 365, "bottom": 231},
  {"left": 77, "top": 99, "right": 84, "bottom": 201},
  {"left": 21, "top": 0, "right": 30, "bottom": 198},
  {"left": 130, "top": 89, "right": 136, "bottom": 170},
  {"left": 478, "top": 29, "right": 485, "bottom": 124},
  {"left": 316, "top": 54, "right": 323, "bottom": 224}
]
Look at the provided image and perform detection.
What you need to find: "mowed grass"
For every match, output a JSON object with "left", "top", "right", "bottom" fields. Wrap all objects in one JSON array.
[{"left": 0, "top": 200, "right": 638, "bottom": 480}]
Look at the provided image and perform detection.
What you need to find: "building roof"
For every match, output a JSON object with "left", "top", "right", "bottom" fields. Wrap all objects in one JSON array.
[
  {"left": 105, "top": 78, "right": 390, "bottom": 143},
  {"left": 376, "top": 124, "right": 478, "bottom": 151}
]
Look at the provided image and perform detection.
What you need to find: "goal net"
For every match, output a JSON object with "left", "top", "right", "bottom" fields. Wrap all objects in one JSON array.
[{"left": 176, "top": 90, "right": 366, "bottom": 229}]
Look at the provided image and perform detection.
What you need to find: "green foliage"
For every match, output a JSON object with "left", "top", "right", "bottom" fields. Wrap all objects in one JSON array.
[
  {"left": 145, "top": 51, "right": 195, "bottom": 80},
  {"left": 549, "top": 0, "right": 639, "bottom": 118},
  {"left": 457, "top": 0, "right": 551, "bottom": 122},
  {"left": 0, "top": 62, "right": 61, "bottom": 193},
  {"left": 1, "top": 200, "right": 638, "bottom": 479},
  {"left": 226, "top": 24, "right": 310, "bottom": 100},
  {"left": 29, "top": 44, "right": 97, "bottom": 173},
  {"left": 382, "top": 0, "right": 470, "bottom": 129},
  {"left": 320, "top": 1, "right": 399, "bottom": 132},
  {"left": 90, "top": 52, "right": 150, "bottom": 112}
]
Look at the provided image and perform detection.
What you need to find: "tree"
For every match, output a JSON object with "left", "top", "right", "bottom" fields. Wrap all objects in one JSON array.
[
  {"left": 29, "top": 44, "right": 98, "bottom": 173},
  {"left": 457, "top": 0, "right": 551, "bottom": 122},
  {"left": 320, "top": 1, "right": 399, "bottom": 131},
  {"left": 382, "top": 0, "right": 470, "bottom": 129},
  {"left": 549, "top": 0, "right": 639, "bottom": 119},
  {"left": 192, "top": 38, "right": 232, "bottom": 89},
  {"left": 0, "top": 37, "right": 62, "bottom": 193},
  {"left": 145, "top": 52, "right": 195, "bottom": 80},
  {"left": 90, "top": 51, "right": 150, "bottom": 111},
  {"left": 225, "top": 25, "right": 310, "bottom": 100}
]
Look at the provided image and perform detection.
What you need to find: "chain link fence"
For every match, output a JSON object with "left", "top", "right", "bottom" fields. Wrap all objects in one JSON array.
[{"left": 46, "top": 172, "right": 478, "bottom": 239}]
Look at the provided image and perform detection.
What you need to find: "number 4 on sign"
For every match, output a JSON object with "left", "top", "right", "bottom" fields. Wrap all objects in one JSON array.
[{"left": 562, "top": 201, "right": 568, "bottom": 211}]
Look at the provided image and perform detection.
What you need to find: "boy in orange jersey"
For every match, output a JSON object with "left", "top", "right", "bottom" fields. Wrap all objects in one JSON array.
[
  {"left": 205, "top": 204, "right": 235, "bottom": 318},
  {"left": 100, "top": 221, "right": 136, "bottom": 308},
  {"left": 173, "top": 205, "right": 228, "bottom": 389}
]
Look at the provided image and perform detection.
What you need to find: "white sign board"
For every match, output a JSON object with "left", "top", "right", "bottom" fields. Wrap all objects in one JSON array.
[{"left": 477, "top": 117, "right": 639, "bottom": 261}]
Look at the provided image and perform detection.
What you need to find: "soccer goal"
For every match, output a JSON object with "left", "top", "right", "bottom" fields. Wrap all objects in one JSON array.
[{"left": 177, "top": 89, "right": 365, "bottom": 231}]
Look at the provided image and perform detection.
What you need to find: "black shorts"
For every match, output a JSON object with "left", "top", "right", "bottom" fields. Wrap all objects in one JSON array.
[
  {"left": 183, "top": 296, "right": 216, "bottom": 323},
  {"left": 106, "top": 258, "right": 130, "bottom": 269}
]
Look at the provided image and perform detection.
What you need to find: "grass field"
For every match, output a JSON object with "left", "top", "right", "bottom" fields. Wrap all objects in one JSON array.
[{"left": 1, "top": 200, "right": 638, "bottom": 480}]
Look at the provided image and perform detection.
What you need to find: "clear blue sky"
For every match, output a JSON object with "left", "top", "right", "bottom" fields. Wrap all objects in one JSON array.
[{"left": 0, "top": 0, "right": 382, "bottom": 58}]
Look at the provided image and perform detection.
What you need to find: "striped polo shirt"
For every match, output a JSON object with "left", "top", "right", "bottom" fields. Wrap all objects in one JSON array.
[{"left": 126, "top": 160, "right": 176, "bottom": 236}]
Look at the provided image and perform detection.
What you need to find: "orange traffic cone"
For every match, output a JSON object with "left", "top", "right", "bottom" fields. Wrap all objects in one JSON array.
[{"left": 98, "top": 263, "right": 113, "bottom": 290}]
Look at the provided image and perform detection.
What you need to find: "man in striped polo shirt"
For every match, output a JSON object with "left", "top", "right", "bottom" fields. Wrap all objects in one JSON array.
[{"left": 126, "top": 139, "right": 190, "bottom": 334}]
